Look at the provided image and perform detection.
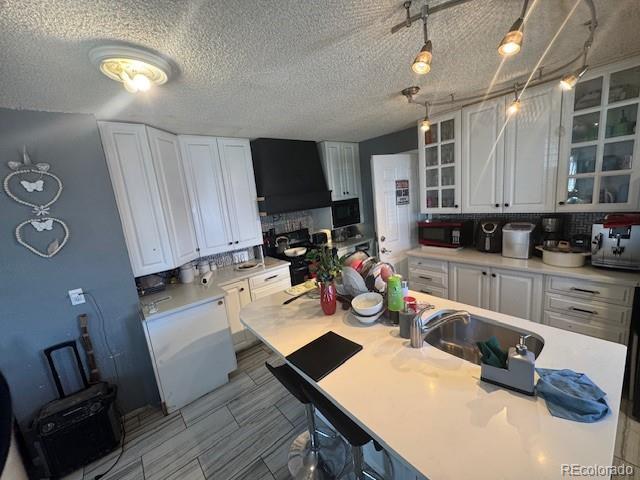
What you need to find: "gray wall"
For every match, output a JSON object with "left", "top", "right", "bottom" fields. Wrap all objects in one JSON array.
[
  {"left": 358, "top": 126, "right": 418, "bottom": 225},
  {"left": 0, "top": 108, "right": 158, "bottom": 426}
]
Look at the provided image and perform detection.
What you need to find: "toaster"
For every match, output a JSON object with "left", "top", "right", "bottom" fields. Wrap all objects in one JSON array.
[
  {"left": 502, "top": 223, "right": 536, "bottom": 259},
  {"left": 591, "top": 214, "right": 640, "bottom": 270}
]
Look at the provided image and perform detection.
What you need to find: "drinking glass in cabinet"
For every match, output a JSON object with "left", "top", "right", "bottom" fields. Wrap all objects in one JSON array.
[
  {"left": 609, "top": 66, "right": 640, "bottom": 103},
  {"left": 442, "top": 188, "right": 455, "bottom": 208},
  {"left": 572, "top": 112, "right": 600, "bottom": 143},
  {"left": 441, "top": 119, "right": 455, "bottom": 141},
  {"left": 426, "top": 168, "right": 439, "bottom": 188},
  {"left": 605, "top": 104, "right": 637, "bottom": 138},
  {"left": 569, "top": 145, "right": 597, "bottom": 174},
  {"left": 424, "top": 123, "right": 439, "bottom": 145},
  {"left": 441, "top": 143, "right": 455, "bottom": 164},
  {"left": 599, "top": 175, "right": 630, "bottom": 203},
  {"left": 425, "top": 146, "right": 438, "bottom": 166},
  {"left": 426, "top": 190, "right": 439, "bottom": 208},
  {"left": 441, "top": 166, "right": 455, "bottom": 186},
  {"left": 574, "top": 77, "right": 602, "bottom": 111},
  {"left": 566, "top": 177, "right": 594, "bottom": 204},
  {"left": 603, "top": 141, "right": 634, "bottom": 171}
]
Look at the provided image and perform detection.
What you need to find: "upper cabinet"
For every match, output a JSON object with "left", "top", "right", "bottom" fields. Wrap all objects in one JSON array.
[
  {"left": 319, "top": 141, "right": 360, "bottom": 201},
  {"left": 99, "top": 122, "right": 198, "bottom": 276},
  {"left": 461, "top": 96, "right": 505, "bottom": 213},
  {"left": 180, "top": 136, "right": 262, "bottom": 256},
  {"left": 419, "top": 110, "right": 462, "bottom": 213},
  {"left": 461, "top": 83, "right": 561, "bottom": 213},
  {"left": 557, "top": 58, "right": 640, "bottom": 211}
]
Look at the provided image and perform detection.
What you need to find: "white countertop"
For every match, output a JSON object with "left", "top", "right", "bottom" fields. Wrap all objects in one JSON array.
[
  {"left": 328, "top": 235, "right": 374, "bottom": 250},
  {"left": 240, "top": 291, "right": 626, "bottom": 480},
  {"left": 407, "top": 247, "right": 640, "bottom": 287},
  {"left": 141, "top": 257, "right": 290, "bottom": 321}
]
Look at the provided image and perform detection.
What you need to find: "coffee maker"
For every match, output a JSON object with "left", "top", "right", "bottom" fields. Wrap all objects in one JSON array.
[{"left": 540, "top": 216, "right": 564, "bottom": 248}]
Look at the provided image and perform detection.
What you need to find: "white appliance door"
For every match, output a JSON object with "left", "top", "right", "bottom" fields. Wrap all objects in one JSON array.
[
  {"left": 371, "top": 153, "right": 419, "bottom": 278},
  {"left": 145, "top": 299, "right": 237, "bottom": 412}
]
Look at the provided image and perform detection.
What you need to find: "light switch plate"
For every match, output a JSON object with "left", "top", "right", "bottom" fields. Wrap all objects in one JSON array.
[{"left": 68, "top": 288, "right": 86, "bottom": 306}]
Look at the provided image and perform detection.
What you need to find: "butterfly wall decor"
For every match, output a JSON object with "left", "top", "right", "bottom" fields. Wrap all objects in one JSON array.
[
  {"left": 30, "top": 219, "right": 54, "bottom": 231},
  {"left": 15, "top": 217, "right": 69, "bottom": 258},
  {"left": 21, "top": 179, "right": 44, "bottom": 192}
]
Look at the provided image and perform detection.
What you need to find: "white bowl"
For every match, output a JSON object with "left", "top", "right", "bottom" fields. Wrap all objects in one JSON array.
[
  {"left": 352, "top": 292, "right": 384, "bottom": 316},
  {"left": 352, "top": 308, "right": 384, "bottom": 325},
  {"left": 284, "top": 247, "right": 307, "bottom": 257}
]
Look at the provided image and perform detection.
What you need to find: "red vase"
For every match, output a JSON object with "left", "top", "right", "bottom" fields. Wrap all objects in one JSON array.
[{"left": 320, "top": 281, "right": 337, "bottom": 315}]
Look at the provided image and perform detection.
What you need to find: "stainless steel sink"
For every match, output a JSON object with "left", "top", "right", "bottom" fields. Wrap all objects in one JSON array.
[{"left": 423, "top": 314, "right": 544, "bottom": 365}]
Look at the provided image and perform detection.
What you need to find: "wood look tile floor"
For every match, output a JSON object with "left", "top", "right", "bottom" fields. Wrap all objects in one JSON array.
[{"left": 63, "top": 343, "right": 640, "bottom": 480}]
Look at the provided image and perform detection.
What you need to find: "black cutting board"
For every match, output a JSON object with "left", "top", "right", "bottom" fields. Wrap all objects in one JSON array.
[{"left": 286, "top": 331, "right": 363, "bottom": 382}]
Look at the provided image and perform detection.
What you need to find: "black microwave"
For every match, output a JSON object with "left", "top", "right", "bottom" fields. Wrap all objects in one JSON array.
[{"left": 331, "top": 198, "right": 360, "bottom": 228}]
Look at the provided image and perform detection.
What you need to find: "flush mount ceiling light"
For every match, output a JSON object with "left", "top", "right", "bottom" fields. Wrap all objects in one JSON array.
[
  {"left": 411, "top": 5, "right": 432, "bottom": 75},
  {"left": 89, "top": 46, "right": 172, "bottom": 93}
]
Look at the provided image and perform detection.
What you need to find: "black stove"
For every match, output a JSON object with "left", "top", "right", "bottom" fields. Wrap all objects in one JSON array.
[{"left": 264, "top": 228, "right": 319, "bottom": 285}]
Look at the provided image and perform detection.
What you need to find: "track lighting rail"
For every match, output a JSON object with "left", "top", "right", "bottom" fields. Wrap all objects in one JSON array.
[{"left": 391, "top": 0, "right": 474, "bottom": 34}]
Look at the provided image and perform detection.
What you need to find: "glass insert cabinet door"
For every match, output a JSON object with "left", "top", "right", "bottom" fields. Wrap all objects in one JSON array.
[
  {"left": 557, "top": 60, "right": 640, "bottom": 211},
  {"left": 418, "top": 110, "right": 462, "bottom": 213}
]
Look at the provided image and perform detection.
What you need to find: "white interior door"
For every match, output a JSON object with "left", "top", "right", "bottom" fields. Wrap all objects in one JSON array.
[{"left": 371, "top": 153, "right": 419, "bottom": 277}]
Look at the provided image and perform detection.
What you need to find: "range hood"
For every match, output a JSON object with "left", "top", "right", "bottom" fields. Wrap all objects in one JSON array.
[{"left": 250, "top": 138, "right": 332, "bottom": 215}]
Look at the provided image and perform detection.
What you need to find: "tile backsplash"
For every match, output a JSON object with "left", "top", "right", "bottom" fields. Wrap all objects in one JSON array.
[
  {"left": 430, "top": 212, "right": 608, "bottom": 238},
  {"left": 260, "top": 210, "right": 314, "bottom": 234}
]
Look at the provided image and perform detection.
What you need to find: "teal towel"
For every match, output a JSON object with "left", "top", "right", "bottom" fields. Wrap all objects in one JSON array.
[
  {"left": 536, "top": 368, "right": 610, "bottom": 423},
  {"left": 476, "top": 336, "right": 507, "bottom": 368}
]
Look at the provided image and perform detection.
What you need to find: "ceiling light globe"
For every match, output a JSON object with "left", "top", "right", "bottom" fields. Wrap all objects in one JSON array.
[
  {"left": 560, "top": 73, "right": 579, "bottom": 91},
  {"left": 507, "top": 99, "right": 521, "bottom": 116},
  {"left": 132, "top": 73, "right": 152, "bottom": 92},
  {"left": 412, "top": 42, "right": 432, "bottom": 75},
  {"left": 420, "top": 118, "right": 431, "bottom": 131}
]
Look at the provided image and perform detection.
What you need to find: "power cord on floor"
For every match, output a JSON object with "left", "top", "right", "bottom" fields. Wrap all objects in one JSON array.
[{"left": 83, "top": 291, "right": 127, "bottom": 480}]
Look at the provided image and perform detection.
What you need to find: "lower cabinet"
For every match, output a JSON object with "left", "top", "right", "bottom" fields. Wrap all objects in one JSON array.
[
  {"left": 408, "top": 256, "right": 449, "bottom": 299},
  {"left": 221, "top": 279, "right": 253, "bottom": 352},
  {"left": 143, "top": 298, "right": 237, "bottom": 413},
  {"left": 449, "top": 263, "right": 542, "bottom": 322}
]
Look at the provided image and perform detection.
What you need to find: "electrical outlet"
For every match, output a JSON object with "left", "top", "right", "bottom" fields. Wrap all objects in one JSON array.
[{"left": 68, "top": 288, "right": 86, "bottom": 306}]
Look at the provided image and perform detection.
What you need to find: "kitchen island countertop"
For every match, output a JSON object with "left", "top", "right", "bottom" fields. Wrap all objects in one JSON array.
[{"left": 240, "top": 291, "right": 626, "bottom": 479}]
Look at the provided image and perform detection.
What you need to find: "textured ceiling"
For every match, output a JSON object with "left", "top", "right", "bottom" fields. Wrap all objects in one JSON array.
[{"left": 1, "top": 0, "right": 639, "bottom": 142}]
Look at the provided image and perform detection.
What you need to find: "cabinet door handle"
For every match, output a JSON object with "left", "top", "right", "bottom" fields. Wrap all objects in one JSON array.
[
  {"left": 558, "top": 201, "right": 565, "bottom": 205},
  {"left": 218, "top": 300, "right": 224, "bottom": 306},
  {"left": 239, "top": 287, "right": 245, "bottom": 292},
  {"left": 420, "top": 289, "right": 432, "bottom": 294},
  {"left": 504, "top": 203, "right": 509, "bottom": 207},
  {"left": 570, "top": 287, "right": 600, "bottom": 295},
  {"left": 491, "top": 273, "right": 496, "bottom": 278},
  {"left": 482, "top": 271, "right": 487, "bottom": 275},
  {"left": 419, "top": 275, "right": 432, "bottom": 281},
  {"left": 454, "top": 204, "right": 459, "bottom": 208},
  {"left": 264, "top": 275, "right": 278, "bottom": 282},
  {"left": 235, "top": 241, "right": 239, "bottom": 244},
  {"left": 228, "top": 242, "right": 233, "bottom": 245},
  {"left": 569, "top": 306, "right": 598, "bottom": 315},
  {"left": 494, "top": 203, "right": 500, "bottom": 208}
]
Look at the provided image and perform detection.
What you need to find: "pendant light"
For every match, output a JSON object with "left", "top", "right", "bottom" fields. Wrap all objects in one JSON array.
[
  {"left": 498, "top": 0, "right": 529, "bottom": 57},
  {"left": 560, "top": 49, "right": 589, "bottom": 90},
  {"left": 420, "top": 102, "right": 431, "bottom": 131},
  {"left": 412, "top": 6, "right": 432, "bottom": 74},
  {"left": 507, "top": 86, "right": 521, "bottom": 116}
]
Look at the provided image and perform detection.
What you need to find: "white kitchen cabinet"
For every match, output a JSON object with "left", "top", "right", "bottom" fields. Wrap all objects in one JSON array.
[
  {"left": 449, "top": 263, "right": 542, "bottom": 322},
  {"left": 503, "top": 83, "right": 561, "bottom": 212},
  {"left": 418, "top": 110, "right": 462, "bottom": 213},
  {"left": 489, "top": 268, "right": 542, "bottom": 323},
  {"left": 99, "top": 122, "right": 198, "bottom": 276},
  {"left": 461, "top": 97, "right": 505, "bottom": 213},
  {"left": 221, "top": 279, "right": 252, "bottom": 351},
  {"left": 319, "top": 141, "right": 361, "bottom": 201},
  {"left": 143, "top": 297, "right": 237, "bottom": 413},
  {"left": 448, "top": 263, "right": 489, "bottom": 308},
  {"left": 180, "top": 135, "right": 263, "bottom": 256},
  {"left": 557, "top": 57, "right": 640, "bottom": 212},
  {"left": 461, "top": 83, "right": 561, "bottom": 214}
]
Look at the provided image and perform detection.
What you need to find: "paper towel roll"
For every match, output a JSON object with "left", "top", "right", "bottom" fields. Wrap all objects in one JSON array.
[{"left": 201, "top": 271, "right": 213, "bottom": 286}]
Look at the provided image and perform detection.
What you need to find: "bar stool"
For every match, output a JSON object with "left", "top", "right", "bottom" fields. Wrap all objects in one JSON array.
[
  {"left": 301, "top": 383, "right": 390, "bottom": 480},
  {"left": 265, "top": 362, "right": 349, "bottom": 479}
]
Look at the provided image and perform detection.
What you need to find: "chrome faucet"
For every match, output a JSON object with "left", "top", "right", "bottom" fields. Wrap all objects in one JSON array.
[{"left": 410, "top": 309, "right": 471, "bottom": 348}]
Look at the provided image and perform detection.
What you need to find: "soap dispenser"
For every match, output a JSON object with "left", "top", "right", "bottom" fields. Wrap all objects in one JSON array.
[{"left": 506, "top": 335, "right": 536, "bottom": 395}]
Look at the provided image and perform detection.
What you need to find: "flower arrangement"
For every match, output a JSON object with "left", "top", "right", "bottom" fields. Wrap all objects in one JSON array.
[{"left": 306, "top": 246, "right": 342, "bottom": 283}]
